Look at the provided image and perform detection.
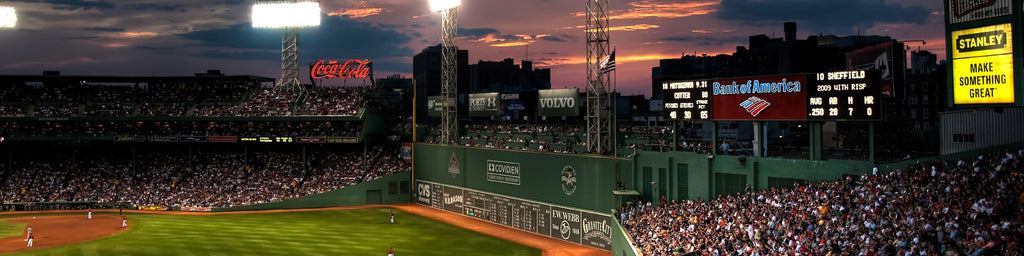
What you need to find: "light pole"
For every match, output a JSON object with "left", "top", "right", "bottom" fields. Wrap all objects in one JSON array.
[
  {"left": 252, "top": 0, "right": 321, "bottom": 92},
  {"left": 0, "top": 6, "right": 15, "bottom": 28},
  {"left": 430, "top": 0, "right": 460, "bottom": 144}
]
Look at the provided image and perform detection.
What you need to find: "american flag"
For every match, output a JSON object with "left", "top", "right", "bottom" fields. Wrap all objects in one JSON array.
[{"left": 597, "top": 50, "right": 616, "bottom": 74}]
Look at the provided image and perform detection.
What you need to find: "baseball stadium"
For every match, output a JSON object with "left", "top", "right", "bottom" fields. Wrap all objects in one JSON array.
[{"left": 2, "top": 0, "right": 1024, "bottom": 256}]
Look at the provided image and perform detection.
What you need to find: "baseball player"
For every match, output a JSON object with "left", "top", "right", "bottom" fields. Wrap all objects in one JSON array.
[
  {"left": 121, "top": 216, "right": 128, "bottom": 228},
  {"left": 390, "top": 210, "right": 395, "bottom": 224},
  {"left": 387, "top": 247, "right": 395, "bottom": 256},
  {"left": 26, "top": 225, "right": 32, "bottom": 239},
  {"left": 27, "top": 233, "right": 33, "bottom": 247},
  {"left": 88, "top": 208, "right": 92, "bottom": 220}
]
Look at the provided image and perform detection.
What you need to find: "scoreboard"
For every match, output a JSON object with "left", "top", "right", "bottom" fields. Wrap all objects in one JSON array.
[
  {"left": 806, "top": 70, "right": 881, "bottom": 120},
  {"left": 662, "top": 80, "right": 711, "bottom": 120},
  {"left": 416, "top": 180, "right": 613, "bottom": 250},
  {"left": 663, "top": 71, "right": 881, "bottom": 121}
]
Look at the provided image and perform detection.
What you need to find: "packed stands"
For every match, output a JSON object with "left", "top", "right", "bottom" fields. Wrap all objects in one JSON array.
[
  {"left": 0, "top": 145, "right": 410, "bottom": 208},
  {"left": 621, "top": 149, "right": 1024, "bottom": 256}
]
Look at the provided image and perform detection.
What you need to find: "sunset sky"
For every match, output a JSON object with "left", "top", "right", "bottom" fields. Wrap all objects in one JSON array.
[{"left": 0, "top": 0, "right": 946, "bottom": 96}]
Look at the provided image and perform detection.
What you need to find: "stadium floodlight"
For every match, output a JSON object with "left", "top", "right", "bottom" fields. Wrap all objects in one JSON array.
[
  {"left": 428, "top": 0, "right": 460, "bottom": 12},
  {"left": 251, "top": 0, "right": 321, "bottom": 91},
  {"left": 0, "top": 6, "right": 15, "bottom": 28},
  {"left": 430, "top": 0, "right": 460, "bottom": 143},
  {"left": 252, "top": 1, "right": 320, "bottom": 28}
]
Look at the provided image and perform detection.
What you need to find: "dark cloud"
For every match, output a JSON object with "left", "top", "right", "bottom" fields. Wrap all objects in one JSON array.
[
  {"left": 716, "top": 0, "right": 930, "bottom": 32},
  {"left": 82, "top": 27, "right": 125, "bottom": 32},
  {"left": 11, "top": 0, "right": 116, "bottom": 11},
  {"left": 125, "top": 3, "right": 185, "bottom": 12},
  {"left": 177, "top": 14, "right": 414, "bottom": 64},
  {"left": 559, "top": 34, "right": 578, "bottom": 40},
  {"left": 458, "top": 27, "right": 500, "bottom": 38},
  {"left": 540, "top": 36, "right": 565, "bottom": 42},
  {"left": 200, "top": 50, "right": 278, "bottom": 61},
  {"left": 661, "top": 36, "right": 746, "bottom": 46}
]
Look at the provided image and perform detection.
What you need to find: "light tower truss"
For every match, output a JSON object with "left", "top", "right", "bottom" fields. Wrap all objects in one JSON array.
[
  {"left": 586, "top": 0, "right": 612, "bottom": 154},
  {"left": 438, "top": 5, "right": 459, "bottom": 144}
]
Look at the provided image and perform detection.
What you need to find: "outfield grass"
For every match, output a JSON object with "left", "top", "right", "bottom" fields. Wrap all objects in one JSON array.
[
  {"left": 2, "top": 208, "right": 540, "bottom": 256},
  {"left": 0, "top": 219, "right": 26, "bottom": 238}
]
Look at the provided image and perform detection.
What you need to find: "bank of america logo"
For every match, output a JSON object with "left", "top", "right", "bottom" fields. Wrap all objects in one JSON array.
[{"left": 739, "top": 96, "right": 771, "bottom": 117}]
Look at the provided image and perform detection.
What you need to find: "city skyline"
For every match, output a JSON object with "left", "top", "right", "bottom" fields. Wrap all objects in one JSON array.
[{"left": 0, "top": 0, "right": 945, "bottom": 96}]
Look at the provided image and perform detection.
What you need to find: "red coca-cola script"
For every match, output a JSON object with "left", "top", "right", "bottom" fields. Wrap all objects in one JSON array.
[{"left": 310, "top": 59, "right": 371, "bottom": 79}]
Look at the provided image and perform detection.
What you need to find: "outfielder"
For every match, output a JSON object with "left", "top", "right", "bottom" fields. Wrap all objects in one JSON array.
[
  {"left": 88, "top": 208, "right": 92, "bottom": 220},
  {"left": 390, "top": 210, "right": 395, "bottom": 224},
  {"left": 27, "top": 233, "right": 33, "bottom": 247},
  {"left": 121, "top": 216, "right": 128, "bottom": 228},
  {"left": 387, "top": 247, "right": 394, "bottom": 256}
]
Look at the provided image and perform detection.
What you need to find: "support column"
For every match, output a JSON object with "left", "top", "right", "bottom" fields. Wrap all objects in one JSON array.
[
  {"left": 810, "top": 122, "right": 822, "bottom": 161},
  {"left": 753, "top": 121, "right": 763, "bottom": 157},
  {"left": 869, "top": 122, "right": 876, "bottom": 163}
]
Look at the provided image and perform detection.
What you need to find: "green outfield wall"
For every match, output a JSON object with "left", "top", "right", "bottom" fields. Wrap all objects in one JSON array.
[
  {"left": 413, "top": 144, "right": 626, "bottom": 213},
  {"left": 632, "top": 151, "right": 875, "bottom": 205},
  {"left": 214, "top": 171, "right": 412, "bottom": 212}
]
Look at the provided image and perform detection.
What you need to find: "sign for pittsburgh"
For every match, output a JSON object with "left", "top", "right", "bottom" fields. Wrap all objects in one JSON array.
[
  {"left": 485, "top": 160, "right": 521, "bottom": 185},
  {"left": 952, "top": 23, "right": 1015, "bottom": 104}
]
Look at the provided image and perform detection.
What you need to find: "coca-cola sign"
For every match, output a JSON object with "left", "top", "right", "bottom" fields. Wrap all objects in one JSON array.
[{"left": 310, "top": 59, "right": 371, "bottom": 79}]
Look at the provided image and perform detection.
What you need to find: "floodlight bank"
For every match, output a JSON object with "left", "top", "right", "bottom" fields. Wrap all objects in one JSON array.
[
  {"left": 429, "top": 0, "right": 460, "bottom": 12},
  {"left": 0, "top": 6, "right": 15, "bottom": 28},
  {"left": 252, "top": 2, "right": 320, "bottom": 28}
]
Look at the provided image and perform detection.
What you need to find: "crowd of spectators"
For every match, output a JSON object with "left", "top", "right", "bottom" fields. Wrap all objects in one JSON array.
[
  {"left": 0, "top": 84, "right": 365, "bottom": 118},
  {"left": 0, "top": 146, "right": 410, "bottom": 208},
  {"left": 297, "top": 87, "right": 363, "bottom": 116},
  {"left": 622, "top": 149, "right": 1024, "bottom": 256},
  {"left": 0, "top": 121, "right": 363, "bottom": 138}
]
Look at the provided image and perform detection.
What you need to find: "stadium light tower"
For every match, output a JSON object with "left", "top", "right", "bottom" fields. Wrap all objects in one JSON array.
[
  {"left": 430, "top": 0, "right": 460, "bottom": 144},
  {"left": 252, "top": 0, "right": 321, "bottom": 92},
  {"left": 586, "top": 0, "right": 612, "bottom": 154},
  {"left": 0, "top": 6, "right": 16, "bottom": 28}
]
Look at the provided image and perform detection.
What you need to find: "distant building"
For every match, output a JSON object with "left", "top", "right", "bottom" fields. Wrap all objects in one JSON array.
[
  {"left": 469, "top": 58, "right": 550, "bottom": 93},
  {"left": 412, "top": 44, "right": 469, "bottom": 118},
  {"left": 377, "top": 74, "right": 413, "bottom": 116}
]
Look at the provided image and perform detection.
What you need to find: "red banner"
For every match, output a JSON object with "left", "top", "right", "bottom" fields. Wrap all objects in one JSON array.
[
  {"left": 711, "top": 75, "right": 807, "bottom": 120},
  {"left": 208, "top": 136, "right": 237, "bottom": 142}
]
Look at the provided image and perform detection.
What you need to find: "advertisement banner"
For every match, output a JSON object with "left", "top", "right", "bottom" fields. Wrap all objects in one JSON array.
[
  {"left": 113, "top": 136, "right": 146, "bottom": 142},
  {"left": 549, "top": 206, "right": 582, "bottom": 243},
  {"left": 538, "top": 89, "right": 580, "bottom": 116},
  {"left": 208, "top": 136, "right": 237, "bottom": 143},
  {"left": 580, "top": 211, "right": 613, "bottom": 250},
  {"left": 180, "top": 136, "right": 208, "bottom": 142},
  {"left": 847, "top": 41, "right": 896, "bottom": 97},
  {"left": 401, "top": 142, "right": 412, "bottom": 163},
  {"left": 148, "top": 135, "right": 179, "bottom": 142},
  {"left": 427, "top": 96, "right": 444, "bottom": 117},
  {"left": 711, "top": 75, "right": 807, "bottom": 120},
  {"left": 948, "top": 0, "right": 1012, "bottom": 24},
  {"left": 416, "top": 181, "right": 433, "bottom": 206},
  {"left": 296, "top": 137, "right": 327, "bottom": 143},
  {"left": 485, "top": 160, "right": 521, "bottom": 185},
  {"left": 442, "top": 185, "right": 464, "bottom": 213},
  {"left": 469, "top": 92, "right": 500, "bottom": 117},
  {"left": 327, "top": 137, "right": 359, "bottom": 143},
  {"left": 952, "top": 23, "right": 1015, "bottom": 104}
]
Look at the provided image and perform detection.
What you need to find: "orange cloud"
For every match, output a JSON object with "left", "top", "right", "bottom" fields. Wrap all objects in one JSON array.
[
  {"left": 535, "top": 53, "right": 680, "bottom": 67},
  {"left": 112, "top": 32, "right": 158, "bottom": 38},
  {"left": 563, "top": 24, "right": 661, "bottom": 32},
  {"left": 691, "top": 28, "right": 735, "bottom": 33},
  {"left": 474, "top": 34, "right": 507, "bottom": 43},
  {"left": 327, "top": 8, "right": 385, "bottom": 18},
  {"left": 574, "top": 0, "right": 719, "bottom": 20},
  {"left": 490, "top": 41, "right": 534, "bottom": 47}
]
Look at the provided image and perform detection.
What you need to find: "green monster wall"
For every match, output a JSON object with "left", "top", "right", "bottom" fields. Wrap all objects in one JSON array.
[{"left": 413, "top": 144, "right": 627, "bottom": 213}]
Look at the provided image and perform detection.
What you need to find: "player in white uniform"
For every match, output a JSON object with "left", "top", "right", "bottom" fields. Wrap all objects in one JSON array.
[
  {"left": 27, "top": 233, "right": 33, "bottom": 247},
  {"left": 122, "top": 217, "right": 128, "bottom": 228},
  {"left": 390, "top": 210, "right": 395, "bottom": 223},
  {"left": 387, "top": 247, "right": 395, "bottom": 256},
  {"left": 88, "top": 209, "right": 92, "bottom": 220}
]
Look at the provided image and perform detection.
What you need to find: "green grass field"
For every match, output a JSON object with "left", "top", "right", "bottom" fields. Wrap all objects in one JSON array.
[
  {"left": 0, "top": 208, "right": 540, "bottom": 256},
  {"left": 0, "top": 219, "right": 26, "bottom": 239}
]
